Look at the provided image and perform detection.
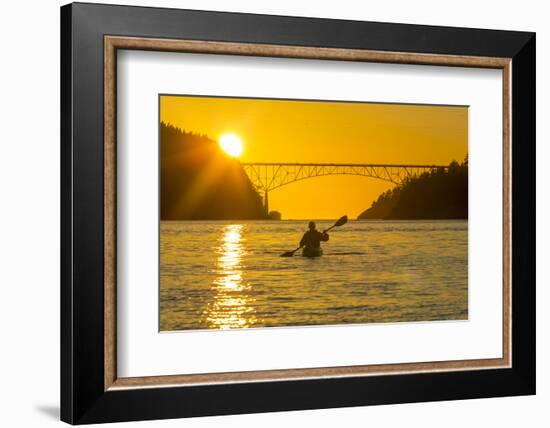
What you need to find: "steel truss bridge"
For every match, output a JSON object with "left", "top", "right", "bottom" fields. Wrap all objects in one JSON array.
[{"left": 241, "top": 162, "right": 448, "bottom": 213}]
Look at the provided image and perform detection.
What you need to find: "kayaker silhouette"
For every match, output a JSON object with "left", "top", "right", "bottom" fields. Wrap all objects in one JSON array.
[
  {"left": 300, "top": 221, "right": 329, "bottom": 257},
  {"left": 280, "top": 216, "right": 347, "bottom": 257}
]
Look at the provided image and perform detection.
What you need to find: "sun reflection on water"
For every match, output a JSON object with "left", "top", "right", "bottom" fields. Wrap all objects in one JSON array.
[{"left": 204, "top": 224, "right": 256, "bottom": 329}]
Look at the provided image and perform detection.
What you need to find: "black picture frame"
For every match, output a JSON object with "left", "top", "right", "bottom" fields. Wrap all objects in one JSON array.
[{"left": 61, "top": 2, "right": 535, "bottom": 424}]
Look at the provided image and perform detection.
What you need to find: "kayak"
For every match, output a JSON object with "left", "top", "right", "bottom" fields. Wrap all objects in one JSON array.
[{"left": 302, "top": 247, "right": 323, "bottom": 258}]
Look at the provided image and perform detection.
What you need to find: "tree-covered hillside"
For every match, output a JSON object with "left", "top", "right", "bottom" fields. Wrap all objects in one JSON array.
[
  {"left": 358, "top": 159, "right": 468, "bottom": 220},
  {"left": 161, "top": 123, "right": 267, "bottom": 220}
]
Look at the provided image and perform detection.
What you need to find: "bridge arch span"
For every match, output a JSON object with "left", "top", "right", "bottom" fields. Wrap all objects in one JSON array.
[{"left": 241, "top": 162, "right": 448, "bottom": 214}]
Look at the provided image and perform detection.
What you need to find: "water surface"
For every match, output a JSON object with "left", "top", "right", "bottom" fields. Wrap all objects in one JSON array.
[{"left": 160, "top": 220, "right": 467, "bottom": 331}]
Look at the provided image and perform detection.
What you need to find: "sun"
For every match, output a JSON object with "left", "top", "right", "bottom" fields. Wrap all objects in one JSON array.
[{"left": 219, "top": 133, "right": 243, "bottom": 158}]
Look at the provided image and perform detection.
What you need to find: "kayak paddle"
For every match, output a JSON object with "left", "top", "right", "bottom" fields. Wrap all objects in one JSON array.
[
  {"left": 322, "top": 215, "right": 348, "bottom": 233},
  {"left": 280, "top": 215, "right": 348, "bottom": 257},
  {"left": 280, "top": 245, "right": 303, "bottom": 258}
]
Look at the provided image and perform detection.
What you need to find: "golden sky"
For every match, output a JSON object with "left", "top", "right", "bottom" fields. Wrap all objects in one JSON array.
[{"left": 160, "top": 95, "right": 467, "bottom": 219}]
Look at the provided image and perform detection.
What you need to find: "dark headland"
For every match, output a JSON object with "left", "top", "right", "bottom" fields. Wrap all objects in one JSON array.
[
  {"left": 358, "top": 158, "right": 468, "bottom": 220},
  {"left": 161, "top": 123, "right": 267, "bottom": 220}
]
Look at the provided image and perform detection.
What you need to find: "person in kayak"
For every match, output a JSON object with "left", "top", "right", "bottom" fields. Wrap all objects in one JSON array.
[{"left": 300, "top": 221, "right": 329, "bottom": 257}]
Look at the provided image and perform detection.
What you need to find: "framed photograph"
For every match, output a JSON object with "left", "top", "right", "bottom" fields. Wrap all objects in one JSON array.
[{"left": 61, "top": 2, "right": 535, "bottom": 424}]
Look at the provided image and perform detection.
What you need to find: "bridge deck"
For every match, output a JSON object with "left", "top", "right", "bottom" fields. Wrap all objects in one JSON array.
[
  {"left": 241, "top": 162, "right": 448, "bottom": 168},
  {"left": 240, "top": 162, "right": 449, "bottom": 213}
]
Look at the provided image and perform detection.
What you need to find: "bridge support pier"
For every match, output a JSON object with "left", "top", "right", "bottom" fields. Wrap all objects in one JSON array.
[{"left": 264, "top": 190, "right": 269, "bottom": 216}]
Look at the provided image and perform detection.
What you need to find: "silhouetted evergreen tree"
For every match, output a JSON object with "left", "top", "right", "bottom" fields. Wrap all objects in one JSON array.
[
  {"left": 358, "top": 158, "right": 468, "bottom": 220},
  {"left": 160, "top": 123, "right": 267, "bottom": 220}
]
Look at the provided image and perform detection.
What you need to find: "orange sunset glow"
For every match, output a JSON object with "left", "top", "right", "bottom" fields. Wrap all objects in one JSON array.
[{"left": 160, "top": 95, "right": 467, "bottom": 219}]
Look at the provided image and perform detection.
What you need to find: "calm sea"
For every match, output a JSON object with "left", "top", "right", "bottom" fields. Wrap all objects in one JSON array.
[{"left": 160, "top": 220, "right": 468, "bottom": 331}]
